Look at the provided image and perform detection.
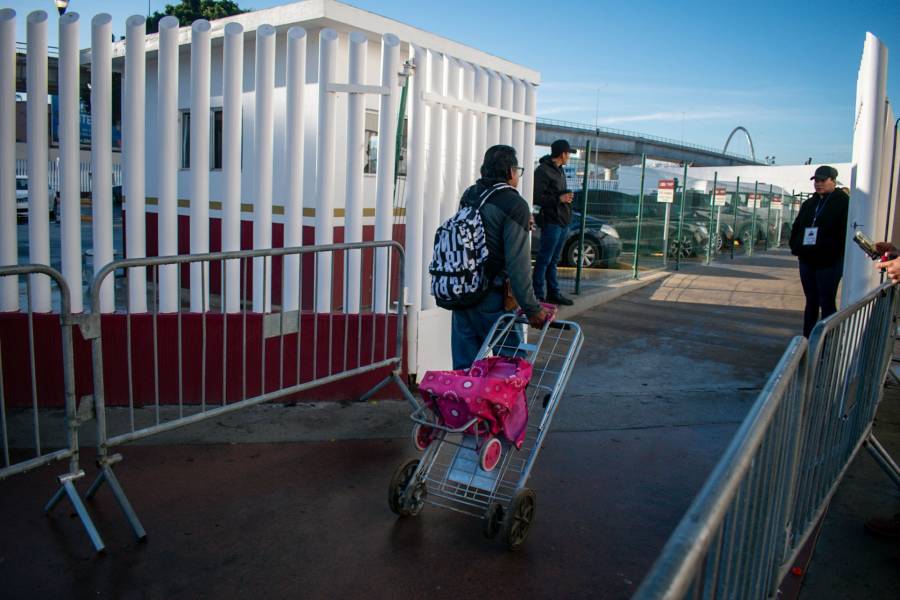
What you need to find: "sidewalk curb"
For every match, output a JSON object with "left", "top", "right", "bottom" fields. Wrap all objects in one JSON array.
[{"left": 557, "top": 270, "right": 672, "bottom": 320}]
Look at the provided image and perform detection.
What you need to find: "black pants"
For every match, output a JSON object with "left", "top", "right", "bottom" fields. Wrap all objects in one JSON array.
[{"left": 798, "top": 260, "right": 842, "bottom": 337}]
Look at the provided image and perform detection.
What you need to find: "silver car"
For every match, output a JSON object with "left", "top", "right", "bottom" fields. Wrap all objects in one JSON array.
[{"left": 15, "top": 175, "right": 58, "bottom": 221}]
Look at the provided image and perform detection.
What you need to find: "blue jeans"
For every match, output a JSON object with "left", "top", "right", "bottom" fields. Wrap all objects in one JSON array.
[
  {"left": 798, "top": 260, "right": 842, "bottom": 337},
  {"left": 450, "top": 291, "right": 520, "bottom": 370},
  {"left": 533, "top": 223, "right": 567, "bottom": 299}
]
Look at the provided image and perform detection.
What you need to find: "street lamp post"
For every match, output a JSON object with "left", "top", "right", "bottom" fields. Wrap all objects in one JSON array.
[{"left": 55, "top": 1, "right": 69, "bottom": 17}]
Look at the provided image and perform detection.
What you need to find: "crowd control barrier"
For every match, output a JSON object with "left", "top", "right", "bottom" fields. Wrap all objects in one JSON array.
[
  {"left": 634, "top": 283, "right": 900, "bottom": 599},
  {"left": 80, "top": 241, "right": 412, "bottom": 540},
  {"left": 0, "top": 265, "right": 104, "bottom": 551}
]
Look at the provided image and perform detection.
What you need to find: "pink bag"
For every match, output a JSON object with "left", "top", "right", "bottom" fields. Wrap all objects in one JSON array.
[{"left": 419, "top": 356, "right": 532, "bottom": 449}]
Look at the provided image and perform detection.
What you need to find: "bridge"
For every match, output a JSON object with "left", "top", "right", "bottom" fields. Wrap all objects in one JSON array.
[{"left": 536, "top": 117, "right": 763, "bottom": 167}]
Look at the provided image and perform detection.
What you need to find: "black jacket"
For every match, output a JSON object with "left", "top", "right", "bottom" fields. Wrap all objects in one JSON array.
[
  {"left": 533, "top": 155, "right": 571, "bottom": 226},
  {"left": 789, "top": 189, "right": 849, "bottom": 267},
  {"left": 459, "top": 179, "right": 541, "bottom": 316}
]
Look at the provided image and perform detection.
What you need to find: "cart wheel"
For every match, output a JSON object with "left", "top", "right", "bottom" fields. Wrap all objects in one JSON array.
[
  {"left": 403, "top": 481, "right": 427, "bottom": 517},
  {"left": 504, "top": 488, "right": 536, "bottom": 551},
  {"left": 479, "top": 437, "right": 503, "bottom": 472},
  {"left": 482, "top": 502, "right": 504, "bottom": 539},
  {"left": 388, "top": 459, "right": 419, "bottom": 517},
  {"left": 412, "top": 423, "right": 434, "bottom": 451}
]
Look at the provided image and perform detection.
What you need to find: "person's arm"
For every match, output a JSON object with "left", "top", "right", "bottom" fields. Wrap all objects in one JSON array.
[{"left": 503, "top": 199, "right": 542, "bottom": 317}]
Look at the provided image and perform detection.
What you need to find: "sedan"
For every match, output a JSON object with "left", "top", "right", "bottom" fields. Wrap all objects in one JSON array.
[{"left": 531, "top": 210, "right": 623, "bottom": 268}]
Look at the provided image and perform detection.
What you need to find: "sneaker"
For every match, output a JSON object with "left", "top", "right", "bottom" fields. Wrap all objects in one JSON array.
[
  {"left": 864, "top": 513, "right": 900, "bottom": 538},
  {"left": 547, "top": 293, "right": 574, "bottom": 306}
]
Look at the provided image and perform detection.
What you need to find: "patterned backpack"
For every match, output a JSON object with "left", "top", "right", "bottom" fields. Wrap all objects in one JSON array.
[{"left": 429, "top": 183, "right": 512, "bottom": 309}]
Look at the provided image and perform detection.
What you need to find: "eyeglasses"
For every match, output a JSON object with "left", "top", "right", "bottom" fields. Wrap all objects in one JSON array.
[{"left": 512, "top": 166, "right": 525, "bottom": 176}]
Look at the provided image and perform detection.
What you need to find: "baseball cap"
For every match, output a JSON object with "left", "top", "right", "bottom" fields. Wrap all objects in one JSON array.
[
  {"left": 551, "top": 140, "right": 577, "bottom": 157},
  {"left": 811, "top": 165, "right": 838, "bottom": 180}
]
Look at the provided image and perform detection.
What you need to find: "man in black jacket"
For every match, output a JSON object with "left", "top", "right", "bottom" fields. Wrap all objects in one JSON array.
[
  {"left": 450, "top": 145, "right": 548, "bottom": 369},
  {"left": 532, "top": 139, "right": 576, "bottom": 306},
  {"left": 789, "top": 165, "right": 849, "bottom": 337}
]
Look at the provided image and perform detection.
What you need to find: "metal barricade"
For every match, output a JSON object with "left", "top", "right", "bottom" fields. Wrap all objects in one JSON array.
[
  {"left": 633, "top": 337, "right": 808, "bottom": 599},
  {"left": 635, "top": 283, "right": 900, "bottom": 599},
  {"left": 80, "top": 241, "right": 411, "bottom": 539},
  {"left": 0, "top": 264, "right": 104, "bottom": 552}
]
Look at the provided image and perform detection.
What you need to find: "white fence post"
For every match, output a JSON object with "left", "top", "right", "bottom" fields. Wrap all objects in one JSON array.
[
  {"left": 91, "top": 13, "right": 113, "bottom": 313},
  {"left": 222, "top": 23, "right": 244, "bottom": 314},
  {"left": 0, "top": 9, "right": 16, "bottom": 311},
  {"left": 460, "top": 62, "right": 476, "bottom": 191},
  {"left": 252, "top": 24, "right": 275, "bottom": 314},
  {"left": 282, "top": 26, "right": 305, "bottom": 313},
  {"left": 344, "top": 31, "right": 367, "bottom": 315},
  {"left": 157, "top": 16, "right": 179, "bottom": 313},
  {"left": 420, "top": 50, "right": 445, "bottom": 310},
  {"left": 124, "top": 15, "right": 147, "bottom": 313},
  {"left": 474, "top": 66, "right": 489, "bottom": 161},
  {"left": 522, "top": 82, "right": 537, "bottom": 204},
  {"left": 59, "top": 12, "right": 82, "bottom": 312},
  {"left": 27, "top": 11, "right": 50, "bottom": 312},
  {"left": 441, "top": 57, "right": 460, "bottom": 225},
  {"left": 500, "top": 74, "right": 513, "bottom": 146},
  {"left": 486, "top": 70, "right": 501, "bottom": 149},
  {"left": 315, "top": 28, "right": 338, "bottom": 313},
  {"left": 374, "top": 33, "right": 401, "bottom": 314},
  {"left": 189, "top": 19, "right": 211, "bottom": 313},
  {"left": 512, "top": 78, "right": 526, "bottom": 191}
]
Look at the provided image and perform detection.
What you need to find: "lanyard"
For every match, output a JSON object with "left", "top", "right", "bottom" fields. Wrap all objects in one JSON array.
[{"left": 812, "top": 192, "right": 832, "bottom": 226}]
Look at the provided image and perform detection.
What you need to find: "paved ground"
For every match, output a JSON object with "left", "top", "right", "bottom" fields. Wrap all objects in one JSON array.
[{"left": 3, "top": 249, "right": 894, "bottom": 599}]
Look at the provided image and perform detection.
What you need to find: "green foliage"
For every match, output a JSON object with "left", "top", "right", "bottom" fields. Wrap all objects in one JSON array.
[{"left": 146, "top": 0, "right": 248, "bottom": 34}]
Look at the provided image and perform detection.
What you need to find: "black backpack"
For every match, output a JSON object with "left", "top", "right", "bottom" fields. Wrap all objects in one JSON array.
[{"left": 428, "top": 183, "right": 512, "bottom": 309}]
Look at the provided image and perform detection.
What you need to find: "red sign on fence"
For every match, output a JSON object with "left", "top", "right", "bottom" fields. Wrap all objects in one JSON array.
[
  {"left": 713, "top": 187, "right": 728, "bottom": 206},
  {"left": 657, "top": 179, "right": 675, "bottom": 203}
]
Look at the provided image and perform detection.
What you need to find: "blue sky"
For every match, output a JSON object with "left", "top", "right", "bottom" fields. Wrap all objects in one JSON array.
[{"left": 9, "top": 0, "right": 900, "bottom": 164}]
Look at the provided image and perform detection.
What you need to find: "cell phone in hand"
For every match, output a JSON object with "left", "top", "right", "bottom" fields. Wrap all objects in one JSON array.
[{"left": 852, "top": 230, "right": 881, "bottom": 260}]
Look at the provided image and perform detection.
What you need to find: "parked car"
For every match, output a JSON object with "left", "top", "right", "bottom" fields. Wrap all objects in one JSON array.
[
  {"left": 531, "top": 209, "right": 622, "bottom": 268},
  {"left": 15, "top": 175, "right": 58, "bottom": 221}
]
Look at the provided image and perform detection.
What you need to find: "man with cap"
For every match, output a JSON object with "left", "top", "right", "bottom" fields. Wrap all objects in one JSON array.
[
  {"left": 532, "top": 140, "right": 577, "bottom": 306},
  {"left": 789, "top": 165, "right": 849, "bottom": 337}
]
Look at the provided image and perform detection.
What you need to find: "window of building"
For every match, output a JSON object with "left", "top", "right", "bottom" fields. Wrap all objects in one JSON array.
[
  {"left": 180, "top": 111, "right": 190, "bottom": 169},
  {"left": 212, "top": 109, "right": 223, "bottom": 170}
]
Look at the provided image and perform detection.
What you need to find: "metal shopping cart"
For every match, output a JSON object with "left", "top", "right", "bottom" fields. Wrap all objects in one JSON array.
[{"left": 387, "top": 313, "right": 584, "bottom": 550}]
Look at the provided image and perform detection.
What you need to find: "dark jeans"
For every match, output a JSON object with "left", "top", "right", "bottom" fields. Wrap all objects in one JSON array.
[
  {"left": 533, "top": 223, "right": 568, "bottom": 299},
  {"left": 450, "top": 291, "right": 520, "bottom": 370},
  {"left": 799, "top": 260, "right": 843, "bottom": 337}
]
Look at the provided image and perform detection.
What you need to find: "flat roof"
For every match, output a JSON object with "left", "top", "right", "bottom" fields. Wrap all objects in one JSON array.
[{"left": 83, "top": 0, "right": 540, "bottom": 84}]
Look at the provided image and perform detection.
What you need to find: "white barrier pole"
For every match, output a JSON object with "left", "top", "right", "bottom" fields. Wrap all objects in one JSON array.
[
  {"left": 26, "top": 11, "right": 50, "bottom": 312},
  {"left": 460, "top": 62, "right": 476, "bottom": 190},
  {"left": 315, "top": 28, "right": 338, "bottom": 312},
  {"left": 474, "top": 66, "right": 489, "bottom": 161},
  {"left": 512, "top": 79, "right": 526, "bottom": 192},
  {"left": 843, "top": 32, "right": 890, "bottom": 305},
  {"left": 405, "top": 44, "right": 428, "bottom": 314},
  {"left": 252, "top": 24, "right": 275, "bottom": 313},
  {"left": 59, "top": 12, "right": 81, "bottom": 312},
  {"left": 420, "top": 50, "right": 445, "bottom": 310},
  {"left": 0, "top": 9, "right": 16, "bottom": 311},
  {"left": 157, "top": 16, "right": 179, "bottom": 313},
  {"left": 222, "top": 23, "right": 244, "bottom": 314},
  {"left": 282, "top": 26, "right": 305, "bottom": 313},
  {"left": 500, "top": 74, "right": 513, "bottom": 146},
  {"left": 344, "top": 31, "right": 367, "bottom": 314},
  {"left": 441, "top": 58, "right": 460, "bottom": 224},
  {"left": 189, "top": 19, "right": 210, "bottom": 313},
  {"left": 522, "top": 82, "right": 537, "bottom": 204},
  {"left": 91, "top": 14, "right": 113, "bottom": 313},
  {"left": 124, "top": 15, "right": 147, "bottom": 312},
  {"left": 486, "top": 70, "right": 501, "bottom": 149},
  {"left": 374, "top": 33, "right": 401, "bottom": 314}
]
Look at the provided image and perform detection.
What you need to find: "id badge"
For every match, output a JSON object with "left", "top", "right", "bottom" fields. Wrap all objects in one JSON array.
[{"left": 803, "top": 227, "right": 818, "bottom": 245}]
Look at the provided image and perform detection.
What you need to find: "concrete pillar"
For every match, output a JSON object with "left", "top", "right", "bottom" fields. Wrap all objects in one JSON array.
[
  {"left": 442, "top": 57, "right": 460, "bottom": 224},
  {"left": 373, "top": 33, "right": 401, "bottom": 314},
  {"left": 420, "top": 50, "right": 445, "bottom": 310},
  {"left": 315, "top": 28, "right": 339, "bottom": 312},
  {"left": 26, "top": 11, "right": 50, "bottom": 312},
  {"left": 189, "top": 20, "right": 210, "bottom": 313},
  {"left": 282, "top": 26, "right": 305, "bottom": 313},
  {"left": 486, "top": 70, "right": 501, "bottom": 149},
  {"left": 90, "top": 14, "right": 114, "bottom": 313},
  {"left": 124, "top": 15, "right": 147, "bottom": 312},
  {"left": 0, "top": 9, "right": 14, "bottom": 311},
  {"left": 222, "top": 22, "right": 244, "bottom": 313},
  {"left": 474, "top": 66, "right": 489, "bottom": 163},
  {"left": 522, "top": 82, "right": 537, "bottom": 204},
  {"left": 460, "top": 62, "right": 476, "bottom": 191},
  {"left": 252, "top": 24, "right": 275, "bottom": 313},
  {"left": 157, "top": 16, "right": 179, "bottom": 313},
  {"left": 344, "top": 31, "right": 367, "bottom": 314},
  {"left": 59, "top": 12, "right": 81, "bottom": 312},
  {"left": 500, "top": 74, "right": 513, "bottom": 146}
]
